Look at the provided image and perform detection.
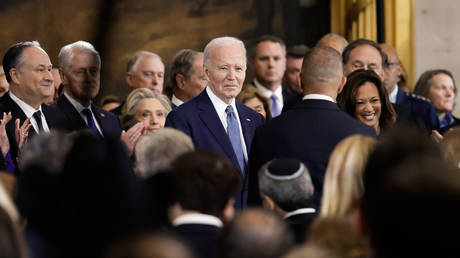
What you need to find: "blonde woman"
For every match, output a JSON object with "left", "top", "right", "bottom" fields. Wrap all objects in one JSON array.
[{"left": 320, "top": 135, "right": 377, "bottom": 217}]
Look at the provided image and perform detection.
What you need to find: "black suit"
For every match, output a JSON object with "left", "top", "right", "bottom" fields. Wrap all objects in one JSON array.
[
  {"left": 285, "top": 211, "right": 317, "bottom": 244},
  {"left": 248, "top": 99, "right": 376, "bottom": 208},
  {"left": 56, "top": 94, "right": 122, "bottom": 138},
  {"left": 0, "top": 94, "right": 70, "bottom": 166},
  {"left": 173, "top": 223, "right": 221, "bottom": 258}
]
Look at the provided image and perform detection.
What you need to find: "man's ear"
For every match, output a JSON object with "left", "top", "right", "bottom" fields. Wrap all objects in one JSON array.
[
  {"left": 337, "top": 75, "right": 347, "bottom": 94},
  {"left": 221, "top": 198, "right": 235, "bottom": 224},
  {"left": 262, "top": 194, "right": 276, "bottom": 211},
  {"left": 59, "top": 69, "right": 68, "bottom": 86},
  {"left": 125, "top": 72, "right": 134, "bottom": 90},
  {"left": 176, "top": 74, "right": 186, "bottom": 89},
  {"left": 9, "top": 68, "right": 20, "bottom": 85}
]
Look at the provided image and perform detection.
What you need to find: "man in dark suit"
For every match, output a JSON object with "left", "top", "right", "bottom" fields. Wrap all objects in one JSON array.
[
  {"left": 249, "top": 35, "right": 295, "bottom": 117},
  {"left": 169, "top": 49, "right": 208, "bottom": 108},
  {"left": 169, "top": 150, "right": 242, "bottom": 258},
  {"left": 166, "top": 36, "right": 264, "bottom": 209},
  {"left": 248, "top": 46, "right": 376, "bottom": 208},
  {"left": 258, "top": 158, "right": 316, "bottom": 244},
  {"left": 56, "top": 41, "right": 122, "bottom": 138},
  {"left": 0, "top": 41, "right": 69, "bottom": 166}
]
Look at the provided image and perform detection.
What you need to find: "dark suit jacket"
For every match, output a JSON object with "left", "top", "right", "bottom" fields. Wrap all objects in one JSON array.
[
  {"left": 109, "top": 100, "right": 124, "bottom": 117},
  {"left": 56, "top": 94, "right": 122, "bottom": 138},
  {"left": 248, "top": 99, "right": 376, "bottom": 208},
  {"left": 285, "top": 211, "right": 317, "bottom": 244},
  {"left": 173, "top": 223, "right": 221, "bottom": 258},
  {"left": 0, "top": 94, "right": 70, "bottom": 166},
  {"left": 250, "top": 81, "right": 296, "bottom": 114},
  {"left": 396, "top": 88, "right": 439, "bottom": 131},
  {"left": 165, "top": 90, "right": 264, "bottom": 209},
  {"left": 392, "top": 103, "right": 427, "bottom": 133}
]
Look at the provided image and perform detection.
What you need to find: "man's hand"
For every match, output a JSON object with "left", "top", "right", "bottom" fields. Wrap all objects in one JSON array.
[{"left": 15, "top": 117, "right": 32, "bottom": 158}]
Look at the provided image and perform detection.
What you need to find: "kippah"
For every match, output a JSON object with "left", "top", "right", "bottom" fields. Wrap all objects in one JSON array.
[{"left": 265, "top": 158, "right": 304, "bottom": 181}]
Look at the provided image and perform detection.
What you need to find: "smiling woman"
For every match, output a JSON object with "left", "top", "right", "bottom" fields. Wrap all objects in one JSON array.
[{"left": 337, "top": 69, "right": 396, "bottom": 135}]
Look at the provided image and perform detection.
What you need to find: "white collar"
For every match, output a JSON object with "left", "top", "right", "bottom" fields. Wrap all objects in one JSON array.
[
  {"left": 171, "top": 94, "right": 184, "bottom": 107},
  {"left": 64, "top": 92, "right": 91, "bottom": 112},
  {"left": 302, "top": 94, "right": 335, "bottom": 103},
  {"left": 173, "top": 213, "right": 223, "bottom": 228},
  {"left": 9, "top": 91, "right": 42, "bottom": 118},
  {"left": 206, "top": 86, "right": 237, "bottom": 115},
  {"left": 254, "top": 79, "right": 283, "bottom": 100},
  {"left": 284, "top": 208, "right": 316, "bottom": 219},
  {"left": 389, "top": 85, "right": 398, "bottom": 104}
]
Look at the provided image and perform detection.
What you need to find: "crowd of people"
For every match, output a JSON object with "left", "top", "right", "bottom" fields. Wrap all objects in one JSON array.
[{"left": 0, "top": 31, "right": 459, "bottom": 258}]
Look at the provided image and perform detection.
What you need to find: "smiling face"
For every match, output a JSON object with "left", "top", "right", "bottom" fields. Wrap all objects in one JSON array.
[
  {"left": 134, "top": 98, "right": 167, "bottom": 134},
  {"left": 344, "top": 45, "right": 384, "bottom": 80},
  {"left": 428, "top": 73, "right": 456, "bottom": 115},
  {"left": 13, "top": 46, "right": 53, "bottom": 108},
  {"left": 205, "top": 44, "right": 246, "bottom": 104},
  {"left": 354, "top": 82, "right": 382, "bottom": 133}
]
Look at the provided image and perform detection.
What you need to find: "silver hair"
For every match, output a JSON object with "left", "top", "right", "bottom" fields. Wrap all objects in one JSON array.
[
  {"left": 58, "top": 40, "right": 101, "bottom": 71},
  {"left": 120, "top": 88, "right": 171, "bottom": 129},
  {"left": 203, "top": 36, "right": 246, "bottom": 67},
  {"left": 126, "top": 51, "right": 163, "bottom": 73},
  {"left": 135, "top": 128, "right": 194, "bottom": 178},
  {"left": 258, "top": 159, "right": 314, "bottom": 211},
  {"left": 319, "top": 33, "right": 349, "bottom": 45}
]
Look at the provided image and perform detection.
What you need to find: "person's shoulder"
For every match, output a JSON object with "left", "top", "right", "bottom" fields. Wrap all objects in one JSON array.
[
  {"left": 92, "top": 104, "right": 119, "bottom": 120},
  {"left": 403, "top": 91, "right": 432, "bottom": 106}
]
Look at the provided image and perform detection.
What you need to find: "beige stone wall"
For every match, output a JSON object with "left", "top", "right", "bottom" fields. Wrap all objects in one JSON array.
[{"left": 415, "top": 0, "right": 460, "bottom": 116}]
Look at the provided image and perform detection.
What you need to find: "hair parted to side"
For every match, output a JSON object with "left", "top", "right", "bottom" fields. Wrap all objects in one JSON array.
[
  {"left": 58, "top": 41, "right": 100, "bottom": 71},
  {"left": 169, "top": 49, "right": 201, "bottom": 90},
  {"left": 414, "top": 69, "right": 457, "bottom": 98},
  {"left": 3, "top": 41, "right": 41, "bottom": 83},
  {"left": 126, "top": 51, "right": 163, "bottom": 73},
  {"left": 203, "top": 36, "right": 246, "bottom": 67}
]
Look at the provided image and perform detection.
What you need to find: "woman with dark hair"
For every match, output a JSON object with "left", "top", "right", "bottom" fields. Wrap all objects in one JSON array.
[
  {"left": 337, "top": 69, "right": 396, "bottom": 135},
  {"left": 414, "top": 69, "right": 458, "bottom": 133}
]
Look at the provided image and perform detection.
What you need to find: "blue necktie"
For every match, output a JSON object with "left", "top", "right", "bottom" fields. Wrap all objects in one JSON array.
[
  {"left": 32, "top": 111, "right": 44, "bottom": 133},
  {"left": 82, "top": 108, "right": 102, "bottom": 138},
  {"left": 225, "top": 105, "right": 245, "bottom": 173},
  {"left": 271, "top": 94, "right": 281, "bottom": 117}
]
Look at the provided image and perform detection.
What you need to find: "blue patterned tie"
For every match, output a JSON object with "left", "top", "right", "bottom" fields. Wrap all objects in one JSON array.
[
  {"left": 32, "top": 111, "right": 44, "bottom": 133},
  {"left": 271, "top": 94, "right": 281, "bottom": 117},
  {"left": 82, "top": 108, "right": 102, "bottom": 138},
  {"left": 225, "top": 105, "right": 245, "bottom": 173}
]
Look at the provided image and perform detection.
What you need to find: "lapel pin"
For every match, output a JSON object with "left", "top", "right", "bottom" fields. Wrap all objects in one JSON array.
[
  {"left": 100, "top": 113, "right": 105, "bottom": 118},
  {"left": 246, "top": 118, "right": 251, "bottom": 122}
]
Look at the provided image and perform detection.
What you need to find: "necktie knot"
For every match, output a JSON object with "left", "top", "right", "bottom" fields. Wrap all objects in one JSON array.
[
  {"left": 225, "top": 105, "right": 235, "bottom": 116},
  {"left": 33, "top": 110, "right": 44, "bottom": 132}
]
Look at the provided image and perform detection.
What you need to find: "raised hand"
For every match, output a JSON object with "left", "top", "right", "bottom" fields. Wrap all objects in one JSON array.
[
  {"left": 15, "top": 117, "right": 32, "bottom": 158},
  {"left": 0, "top": 112, "right": 12, "bottom": 157},
  {"left": 120, "top": 122, "right": 145, "bottom": 157}
]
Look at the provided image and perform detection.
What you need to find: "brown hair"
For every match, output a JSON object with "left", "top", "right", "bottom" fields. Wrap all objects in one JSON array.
[{"left": 237, "top": 85, "right": 272, "bottom": 120}]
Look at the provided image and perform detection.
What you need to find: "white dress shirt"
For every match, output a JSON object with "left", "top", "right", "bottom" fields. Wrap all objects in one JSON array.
[
  {"left": 172, "top": 213, "right": 223, "bottom": 228},
  {"left": 206, "top": 87, "right": 248, "bottom": 161},
  {"left": 171, "top": 94, "right": 184, "bottom": 107},
  {"left": 389, "top": 85, "right": 398, "bottom": 104},
  {"left": 283, "top": 208, "right": 316, "bottom": 219},
  {"left": 254, "top": 79, "right": 284, "bottom": 112},
  {"left": 9, "top": 91, "right": 50, "bottom": 133},
  {"left": 302, "top": 93, "right": 335, "bottom": 103}
]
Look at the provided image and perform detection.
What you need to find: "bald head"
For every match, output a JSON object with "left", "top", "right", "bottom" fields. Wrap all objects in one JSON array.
[
  {"left": 316, "top": 33, "right": 349, "bottom": 54},
  {"left": 301, "top": 46, "right": 345, "bottom": 97}
]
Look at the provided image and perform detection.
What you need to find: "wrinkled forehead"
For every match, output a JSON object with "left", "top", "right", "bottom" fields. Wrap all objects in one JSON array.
[
  {"left": 137, "top": 55, "right": 164, "bottom": 71},
  {"left": 209, "top": 45, "right": 246, "bottom": 66},
  {"left": 349, "top": 45, "right": 382, "bottom": 65}
]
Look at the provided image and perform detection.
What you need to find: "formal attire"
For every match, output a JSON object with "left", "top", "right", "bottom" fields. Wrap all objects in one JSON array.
[
  {"left": 171, "top": 94, "right": 184, "bottom": 109},
  {"left": 165, "top": 87, "right": 264, "bottom": 209},
  {"left": 252, "top": 79, "right": 297, "bottom": 117},
  {"left": 284, "top": 208, "right": 317, "bottom": 244},
  {"left": 109, "top": 100, "right": 125, "bottom": 117},
  {"left": 390, "top": 86, "right": 439, "bottom": 131},
  {"left": 56, "top": 93, "right": 122, "bottom": 138},
  {"left": 248, "top": 94, "right": 376, "bottom": 208},
  {"left": 392, "top": 103, "right": 427, "bottom": 132},
  {"left": 437, "top": 112, "right": 460, "bottom": 134},
  {"left": 0, "top": 92, "right": 70, "bottom": 168},
  {"left": 172, "top": 213, "right": 222, "bottom": 258}
]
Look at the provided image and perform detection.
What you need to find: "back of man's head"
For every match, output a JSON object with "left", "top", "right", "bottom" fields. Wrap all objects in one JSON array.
[
  {"left": 361, "top": 127, "right": 460, "bottom": 258},
  {"left": 301, "top": 46, "right": 343, "bottom": 95},
  {"left": 216, "top": 208, "right": 293, "bottom": 258},
  {"left": 170, "top": 150, "right": 242, "bottom": 217},
  {"left": 258, "top": 158, "right": 314, "bottom": 212}
]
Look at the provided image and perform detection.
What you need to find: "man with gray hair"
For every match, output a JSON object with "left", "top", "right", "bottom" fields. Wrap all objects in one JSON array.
[
  {"left": 316, "top": 33, "right": 349, "bottom": 54},
  {"left": 111, "top": 51, "right": 165, "bottom": 116},
  {"left": 56, "top": 41, "right": 122, "bottom": 138},
  {"left": 135, "top": 128, "right": 194, "bottom": 178},
  {"left": 166, "top": 36, "right": 264, "bottom": 209},
  {"left": 169, "top": 49, "right": 208, "bottom": 108},
  {"left": 258, "top": 158, "right": 316, "bottom": 244}
]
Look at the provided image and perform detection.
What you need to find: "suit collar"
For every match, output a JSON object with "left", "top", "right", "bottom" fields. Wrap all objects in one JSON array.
[
  {"left": 173, "top": 213, "right": 223, "bottom": 228},
  {"left": 284, "top": 208, "right": 316, "bottom": 219}
]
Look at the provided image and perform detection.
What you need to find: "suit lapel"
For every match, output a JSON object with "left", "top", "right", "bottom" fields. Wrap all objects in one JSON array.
[
  {"left": 235, "top": 102, "right": 253, "bottom": 153},
  {"left": 196, "top": 91, "right": 237, "bottom": 162},
  {"left": 92, "top": 104, "right": 108, "bottom": 135},
  {"left": 57, "top": 95, "right": 87, "bottom": 130}
]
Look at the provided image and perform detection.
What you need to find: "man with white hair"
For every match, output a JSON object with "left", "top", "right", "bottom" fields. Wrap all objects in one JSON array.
[
  {"left": 166, "top": 36, "right": 264, "bottom": 209},
  {"left": 110, "top": 51, "right": 165, "bottom": 116},
  {"left": 56, "top": 41, "right": 122, "bottom": 138}
]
